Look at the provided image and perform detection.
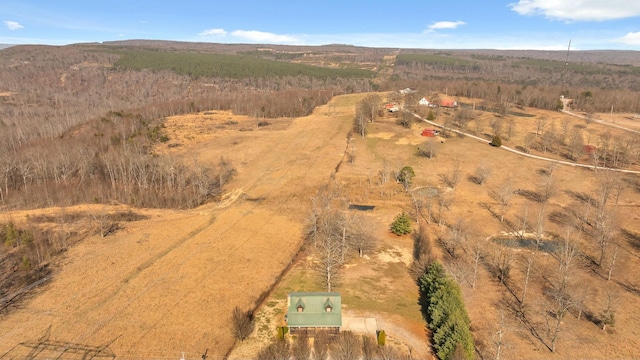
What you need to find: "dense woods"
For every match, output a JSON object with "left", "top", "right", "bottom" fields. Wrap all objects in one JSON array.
[
  {"left": 388, "top": 51, "right": 640, "bottom": 113},
  {"left": 115, "top": 49, "right": 375, "bottom": 79}
]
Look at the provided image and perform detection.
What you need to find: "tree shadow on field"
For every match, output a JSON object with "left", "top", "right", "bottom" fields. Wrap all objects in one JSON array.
[
  {"left": 496, "top": 296, "right": 550, "bottom": 352},
  {"left": 514, "top": 189, "right": 544, "bottom": 203},
  {"left": 479, "top": 202, "right": 517, "bottom": 233},
  {"left": 548, "top": 210, "right": 572, "bottom": 227},
  {"left": 564, "top": 190, "right": 597, "bottom": 206},
  {"left": 621, "top": 228, "right": 640, "bottom": 257},
  {"left": 615, "top": 279, "right": 640, "bottom": 298},
  {"left": 622, "top": 176, "right": 640, "bottom": 194}
]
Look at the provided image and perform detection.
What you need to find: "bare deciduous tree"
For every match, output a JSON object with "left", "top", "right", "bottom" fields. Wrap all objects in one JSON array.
[
  {"left": 443, "top": 217, "right": 470, "bottom": 258},
  {"left": 520, "top": 254, "right": 534, "bottom": 304},
  {"left": 507, "top": 118, "right": 516, "bottom": 140},
  {"left": 440, "top": 161, "right": 461, "bottom": 189},
  {"left": 495, "top": 246, "right": 514, "bottom": 284},
  {"left": 607, "top": 244, "right": 620, "bottom": 281},
  {"left": 471, "top": 161, "right": 491, "bottom": 186},
  {"left": 470, "top": 239, "right": 485, "bottom": 290},
  {"left": 317, "top": 216, "right": 345, "bottom": 292},
  {"left": 378, "top": 160, "right": 392, "bottom": 184},
  {"left": 362, "top": 336, "right": 377, "bottom": 360},
  {"left": 493, "top": 311, "right": 508, "bottom": 360},
  {"left": 490, "top": 117, "right": 504, "bottom": 136},
  {"left": 535, "top": 115, "right": 548, "bottom": 136},
  {"left": 257, "top": 339, "right": 290, "bottom": 360},
  {"left": 534, "top": 204, "right": 547, "bottom": 249},
  {"left": 474, "top": 117, "right": 484, "bottom": 135},
  {"left": 436, "top": 192, "right": 454, "bottom": 227},
  {"left": 292, "top": 333, "right": 311, "bottom": 360},
  {"left": 313, "top": 331, "right": 330, "bottom": 360},
  {"left": 594, "top": 212, "right": 617, "bottom": 267},
  {"left": 331, "top": 331, "right": 362, "bottom": 360},
  {"left": 491, "top": 181, "right": 513, "bottom": 223},
  {"left": 600, "top": 289, "right": 618, "bottom": 331},
  {"left": 232, "top": 306, "right": 254, "bottom": 342},
  {"left": 418, "top": 137, "right": 438, "bottom": 159}
]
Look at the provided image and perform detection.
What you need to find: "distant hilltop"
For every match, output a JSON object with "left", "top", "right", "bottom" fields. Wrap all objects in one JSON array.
[{"left": 0, "top": 44, "right": 15, "bottom": 50}]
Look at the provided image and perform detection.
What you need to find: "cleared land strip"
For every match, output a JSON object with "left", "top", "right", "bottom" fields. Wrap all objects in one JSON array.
[{"left": 0, "top": 98, "right": 355, "bottom": 359}]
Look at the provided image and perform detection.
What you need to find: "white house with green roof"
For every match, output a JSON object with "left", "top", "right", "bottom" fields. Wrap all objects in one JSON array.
[{"left": 285, "top": 292, "right": 342, "bottom": 336}]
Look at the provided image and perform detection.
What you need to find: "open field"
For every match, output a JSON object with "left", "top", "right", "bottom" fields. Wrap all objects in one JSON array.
[
  {"left": 0, "top": 95, "right": 357, "bottom": 359},
  {"left": 1, "top": 91, "right": 640, "bottom": 360}
]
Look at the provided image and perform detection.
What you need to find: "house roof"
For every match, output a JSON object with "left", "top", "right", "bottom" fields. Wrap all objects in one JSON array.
[
  {"left": 440, "top": 99, "right": 458, "bottom": 107},
  {"left": 286, "top": 292, "right": 342, "bottom": 328}
]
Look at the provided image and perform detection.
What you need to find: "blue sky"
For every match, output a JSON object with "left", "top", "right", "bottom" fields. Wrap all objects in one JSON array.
[{"left": 1, "top": 0, "right": 640, "bottom": 50}]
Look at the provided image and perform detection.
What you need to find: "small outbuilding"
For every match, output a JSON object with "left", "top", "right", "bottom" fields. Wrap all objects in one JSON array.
[
  {"left": 285, "top": 292, "right": 342, "bottom": 336},
  {"left": 385, "top": 103, "right": 400, "bottom": 112},
  {"left": 422, "top": 128, "right": 440, "bottom": 137}
]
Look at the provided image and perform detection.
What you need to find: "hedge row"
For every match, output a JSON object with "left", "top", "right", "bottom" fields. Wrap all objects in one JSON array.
[{"left": 419, "top": 261, "right": 474, "bottom": 360}]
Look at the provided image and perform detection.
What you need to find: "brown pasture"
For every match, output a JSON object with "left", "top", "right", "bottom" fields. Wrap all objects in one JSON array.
[{"left": 1, "top": 92, "right": 640, "bottom": 360}]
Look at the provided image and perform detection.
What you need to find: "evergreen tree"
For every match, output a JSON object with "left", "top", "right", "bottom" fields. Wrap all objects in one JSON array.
[
  {"left": 390, "top": 212, "right": 413, "bottom": 235},
  {"left": 419, "top": 261, "right": 475, "bottom": 360}
]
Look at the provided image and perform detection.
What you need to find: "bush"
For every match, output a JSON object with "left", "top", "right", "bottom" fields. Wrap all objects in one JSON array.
[
  {"left": 490, "top": 135, "right": 502, "bottom": 147},
  {"left": 277, "top": 326, "right": 288, "bottom": 340},
  {"left": 397, "top": 165, "right": 416, "bottom": 191},
  {"left": 377, "top": 330, "right": 386, "bottom": 346},
  {"left": 390, "top": 212, "right": 413, "bottom": 235}
]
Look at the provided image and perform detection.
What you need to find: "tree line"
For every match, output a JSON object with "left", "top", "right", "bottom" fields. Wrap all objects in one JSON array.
[{"left": 1, "top": 110, "right": 235, "bottom": 209}]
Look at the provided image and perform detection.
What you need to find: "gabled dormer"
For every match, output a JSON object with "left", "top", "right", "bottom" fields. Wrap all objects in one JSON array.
[{"left": 324, "top": 298, "right": 333, "bottom": 313}]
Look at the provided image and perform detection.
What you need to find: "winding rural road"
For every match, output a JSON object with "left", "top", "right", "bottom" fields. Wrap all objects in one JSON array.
[{"left": 409, "top": 110, "right": 640, "bottom": 175}]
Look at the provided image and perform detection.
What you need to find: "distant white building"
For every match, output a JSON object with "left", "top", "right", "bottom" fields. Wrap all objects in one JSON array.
[
  {"left": 419, "top": 97, "right": 433, "bottom": 107},
  {"left": 399, "top": 88, "right": 415, "bottom": 95}
]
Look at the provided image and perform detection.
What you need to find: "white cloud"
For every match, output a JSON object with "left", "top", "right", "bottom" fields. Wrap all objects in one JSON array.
[
  {"left": 231, "top": 30, "right": 298, "bottom": 43},
  {"left": 510, "top": 0, "right": 640, "bottom": 21},
  {"left": 617, "top": 32, "right": 640, "bottom": 45},
  {"left": 4, "top": 21, "right": 24, "bottom": 30},
  {"left": 199, "top": 28, "right": 227, "bottom": 37},
  {"left": 427, "top": 21, "right": 466, "bottom": 32}
]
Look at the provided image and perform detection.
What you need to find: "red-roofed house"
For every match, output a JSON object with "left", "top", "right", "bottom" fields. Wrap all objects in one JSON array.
[{"left": 440, "top": 99, "right": 458, "bottom": 108}]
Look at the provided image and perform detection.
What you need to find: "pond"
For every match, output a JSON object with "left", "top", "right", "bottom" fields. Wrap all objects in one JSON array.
[{"left": 492, "top": 236, "right": 559, "bottom": 253}]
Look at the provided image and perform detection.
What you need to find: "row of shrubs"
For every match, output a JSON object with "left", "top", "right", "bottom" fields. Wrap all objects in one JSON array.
[{"left": 419, "top": 261, "right": 475, "bottom": 360}]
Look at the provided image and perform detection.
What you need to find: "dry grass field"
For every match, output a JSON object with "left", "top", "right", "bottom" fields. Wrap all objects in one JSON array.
[
  {"left": 1, "top": 91, "right": 640, "bottom": 360},
  {"left": 230, "top": 95, "right": 640, "bottom": 359},
  {"left": 0, "top": 95, "right": 357, "bottom": 359}
]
